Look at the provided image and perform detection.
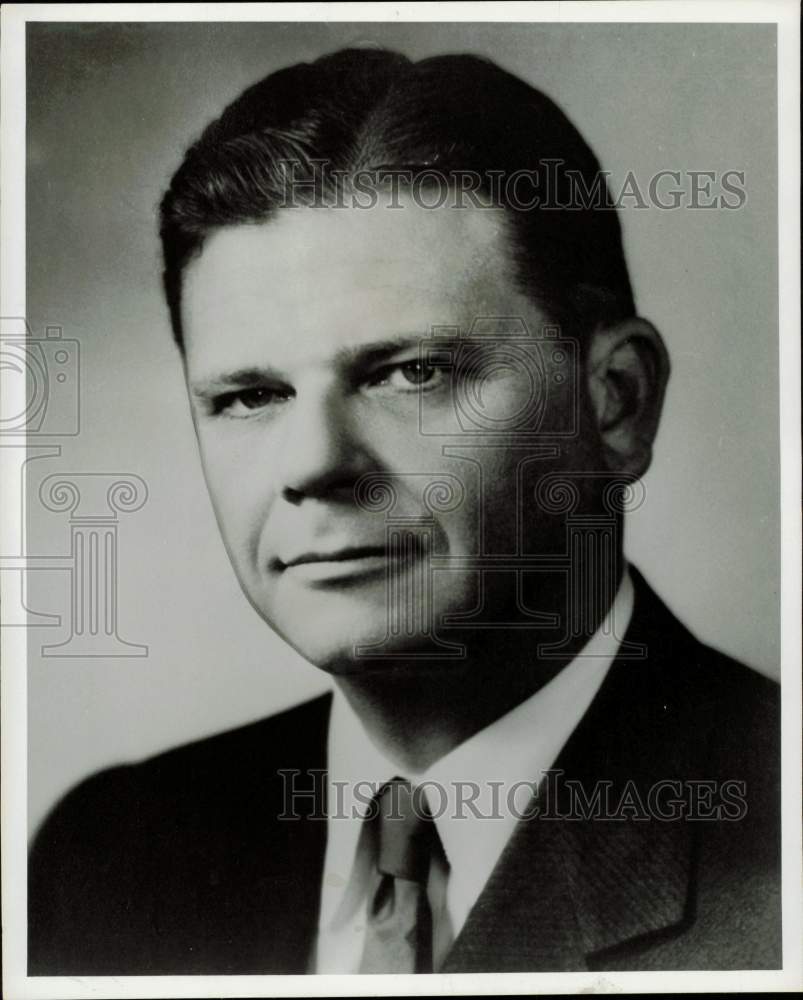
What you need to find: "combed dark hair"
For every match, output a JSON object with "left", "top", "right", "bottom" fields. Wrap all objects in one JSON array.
[{"left": 159, "top": 47, "right": 635, "bottom": 349}]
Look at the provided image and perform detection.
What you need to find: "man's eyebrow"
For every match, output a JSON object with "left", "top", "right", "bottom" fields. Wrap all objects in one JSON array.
[
  {"left": 190, "top": 336, "right": 439, "bottom": 395},
  {"left": 189, "top": 366, "right": 286, "bottom": 397},
  {"left": 334, "top": 335, "right": 433, "bottom": 370}
]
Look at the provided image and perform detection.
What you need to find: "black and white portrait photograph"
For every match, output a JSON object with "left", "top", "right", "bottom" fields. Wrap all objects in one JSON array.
[{"left": 1, "top": 2, "right": 800, "bottom": 997}]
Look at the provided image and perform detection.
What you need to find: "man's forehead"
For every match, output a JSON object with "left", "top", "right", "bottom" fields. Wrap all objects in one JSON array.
[
  {"left": 185, "top": 198, "right": 518, "bottom": 301},
  {"left": 181, "top": 198, "right": 541, "bottom": 374}
]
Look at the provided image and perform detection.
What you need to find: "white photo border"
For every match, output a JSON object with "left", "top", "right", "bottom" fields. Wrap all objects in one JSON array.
[{"left": 2, "top": 2, "right": 800, "bottom": 997}]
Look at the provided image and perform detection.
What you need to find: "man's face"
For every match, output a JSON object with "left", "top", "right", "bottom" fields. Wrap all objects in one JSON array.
[{"left": 182, "top": 197, "right": 597, "bottom": 671}]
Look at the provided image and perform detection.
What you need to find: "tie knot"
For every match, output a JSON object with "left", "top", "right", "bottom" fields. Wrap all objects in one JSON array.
[{"left": 374, "top": 777, "right": 435, "bottom": 883}]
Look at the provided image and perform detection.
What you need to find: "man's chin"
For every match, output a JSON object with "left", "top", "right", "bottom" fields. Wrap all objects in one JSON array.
[
  {"left": 265, "top": 612, "right": 457, "bottom": 677},
  {"left": 253, "top": 575, "right": 476, "bottom": 673},
  {"left": 277, "top": 629, "right": 441, "bottom": 676}
]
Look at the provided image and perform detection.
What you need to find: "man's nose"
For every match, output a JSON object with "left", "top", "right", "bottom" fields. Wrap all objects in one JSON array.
[{"left": 275, "top": 385, "right": 369, "bottom": 504}]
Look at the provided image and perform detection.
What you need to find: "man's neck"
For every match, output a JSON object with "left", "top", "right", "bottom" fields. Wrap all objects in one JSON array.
[
  {"left": 328, "top": 560, "right": 625, "bottom": 774},
  {"left": 332, "top": 565, "right": 627, "bottom": 774},
  {"left": 333, "top": 651, "right": 555, "bottom": 775}
]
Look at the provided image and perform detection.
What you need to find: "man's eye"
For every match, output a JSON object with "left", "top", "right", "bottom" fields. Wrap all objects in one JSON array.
[
  {"left": 213, "top": 387, "right": 292, "bottom": 417},
  {"left": 370, "top": 360, "right": 445, "bottom": 391}
]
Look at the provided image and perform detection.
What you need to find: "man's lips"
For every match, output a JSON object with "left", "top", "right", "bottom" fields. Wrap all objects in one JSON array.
[
  {"left": 270, "top": 543, "right": 423, "bottom": 585},
  {"left": 273, "top": 545, "right": 387, "bottom": 570}
]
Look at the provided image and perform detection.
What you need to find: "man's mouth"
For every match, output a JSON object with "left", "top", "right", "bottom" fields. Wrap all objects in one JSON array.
[
  {"left": 271, "top": 544, "right": 421, "bottom": 585},
  {"left": 278, "top": 545, "right": 386, "bottom": 569}
]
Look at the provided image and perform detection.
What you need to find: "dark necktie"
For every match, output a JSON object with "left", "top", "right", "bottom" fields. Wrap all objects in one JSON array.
[{"left": 358, "top": 777, "right": 438, "bottom": 974}]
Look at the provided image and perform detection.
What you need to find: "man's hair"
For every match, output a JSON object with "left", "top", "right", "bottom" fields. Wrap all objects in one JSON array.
[{"left": 159, "top": 47, "right": 635, "bottom": 350}]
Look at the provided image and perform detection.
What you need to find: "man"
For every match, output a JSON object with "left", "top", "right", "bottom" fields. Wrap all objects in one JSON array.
[{"left": 29, "top": 48, "right": 780, "bottom": 975}]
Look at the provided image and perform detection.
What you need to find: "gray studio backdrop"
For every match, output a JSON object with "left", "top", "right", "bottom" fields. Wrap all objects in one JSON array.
[{"left": 25, "top": 21, "right": 779, "bottom": 837}]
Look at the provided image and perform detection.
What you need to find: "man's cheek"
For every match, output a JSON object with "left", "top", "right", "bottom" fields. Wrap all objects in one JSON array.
[{"left": 205, "top": 482, "right": 263, "bottom": 569}]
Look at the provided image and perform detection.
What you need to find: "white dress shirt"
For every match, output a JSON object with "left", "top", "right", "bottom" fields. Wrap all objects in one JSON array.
[{"left": 314, "top": 568, "right": 634, "bottom": 973}]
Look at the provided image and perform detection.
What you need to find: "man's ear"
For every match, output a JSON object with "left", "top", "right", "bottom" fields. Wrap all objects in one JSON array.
[{"left": 585, "top": 318, "right": 670, "bottom": 476}]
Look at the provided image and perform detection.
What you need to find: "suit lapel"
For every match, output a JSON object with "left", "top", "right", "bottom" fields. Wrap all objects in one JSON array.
[
  {"left": 444, "top": 572, "right": 700, "bottom": 971},
  {"left": 553, "top": 583, "right": 701, "bottom": 965},
  {"left": 441, "top": 801, "right": 586, "bottom": 971}
]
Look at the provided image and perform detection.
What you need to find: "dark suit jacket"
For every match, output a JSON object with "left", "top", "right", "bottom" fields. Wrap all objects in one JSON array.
[{"left": 28, "top": 569, "right": 781, "bottom": 974}]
